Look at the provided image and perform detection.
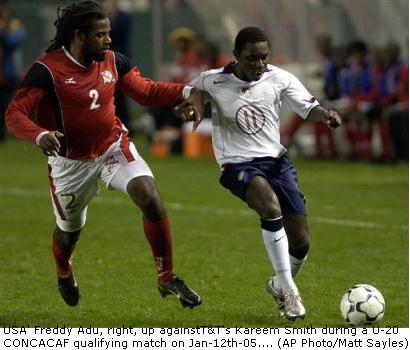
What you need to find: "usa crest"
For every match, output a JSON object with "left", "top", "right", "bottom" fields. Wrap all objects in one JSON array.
[{"left": 235, "top": 104, "right": 266, "bottom": 135}]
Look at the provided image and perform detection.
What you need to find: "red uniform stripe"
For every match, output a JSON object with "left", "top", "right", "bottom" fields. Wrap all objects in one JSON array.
[
  {"left": 48, "top": 165, "right": 65, "bottom": 220},
  {"left": 120, "top": 135, "right": 135, "bottom": 162}
]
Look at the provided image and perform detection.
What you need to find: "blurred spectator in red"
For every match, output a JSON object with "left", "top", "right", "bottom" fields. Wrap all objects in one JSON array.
[
  {"left": 358, "top": 41, "right": 407, "bottom": 162},
  {"left": 340, "top": 40, "right": 373, "bottom": 160},
  {"left": 0, "top": 1, "right": 25, "bottom": 142},
  {"left": 384, "top": 41, "right": 406, "bottom": 102},
  {"left": 146, "top": 28, "right": 202, "bottom": 154},
  {"left": 168, "top": 27, "right": 203, "bottom": 83},
  {"left": 282, "top": 34, "right": 337, "bottom": 158},
  {"left": 366, "top": 46, "right": 395, "bottom": 161},
  {"left": 203, "top": 40, "right": 232, "bottom": 69},
  {"left": 311, "top": 35, "right": 339, "bottom": 158},
  {"left": 104, "top": 0, "right": 133, "bottom": 135},
  {"left": 144, "top": 28, "right": 232, "bottom": 155}
]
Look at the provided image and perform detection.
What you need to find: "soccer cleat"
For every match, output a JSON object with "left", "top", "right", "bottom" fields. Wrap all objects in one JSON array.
[
  {"left": 283, "top": 289, "right": 306, "bottom": 320},
  {"left": 266, "top": 277, "right": 285, "bottom": 318},
  {"left": 158, "top": 275, "right": 202, "bottom": 309},
  {"left": 57, "top": 272, "right": 79, "bottom": 306}
]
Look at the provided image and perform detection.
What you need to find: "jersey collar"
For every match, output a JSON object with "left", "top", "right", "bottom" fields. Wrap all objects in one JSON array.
[
  {"left": 223, "top": 62, "right": 272, "bottom": 84},
  {"left": 62, "top": 46, "right": 90, "bottom": 69}
]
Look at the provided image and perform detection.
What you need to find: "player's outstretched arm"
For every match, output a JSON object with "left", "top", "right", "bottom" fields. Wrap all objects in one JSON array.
[
  {"left": 118, "top": 67, "right": 186, "bottom": 106},
  {"left": 115, "top": 53, "right": 204, "bottom": 120},
  {"left": 307, "top": 105, "right": 342, "bottom": 129},
  {"left": 115, "top": 53, "right": 204, "bottom": 129}
]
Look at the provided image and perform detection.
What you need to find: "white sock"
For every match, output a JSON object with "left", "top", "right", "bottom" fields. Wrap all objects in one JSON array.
[
  {"left": 290, "top": 254, "right": 308, "bottom": 277},
  {"left": 261, "top": 221, "right": 297, "bottom": 294}
]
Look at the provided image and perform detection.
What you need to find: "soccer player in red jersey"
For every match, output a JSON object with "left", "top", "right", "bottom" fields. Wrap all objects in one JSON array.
[{"left": 5, "top": 1, "right": 202, "bottom": 308}]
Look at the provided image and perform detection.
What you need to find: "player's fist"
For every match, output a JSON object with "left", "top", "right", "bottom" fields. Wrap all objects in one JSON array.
[
  {"left": 326, "top": 109, "right": 342, "bottom": 129},
  {"left": 174, "top": 88, "right": 204, "bottom": 131},
  {"left": 38, "top": 131, "right": 64, "bottom": 157}
]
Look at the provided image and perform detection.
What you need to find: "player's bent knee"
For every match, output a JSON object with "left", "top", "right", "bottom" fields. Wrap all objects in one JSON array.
[
  {"left": 53, "top": 226, "right": 81, "bottom": 248},
  {"left": 246, "top": 182, "right": 281, "bottom": 218},
  {"left": 56, "top": 214, "right": 86, "bottom": 234},
  {"left": 247, "top": 196, "right": 282, "bottom": 218},
  {"left": 127, "top": 176, "right": 164, "bottom": 213}
]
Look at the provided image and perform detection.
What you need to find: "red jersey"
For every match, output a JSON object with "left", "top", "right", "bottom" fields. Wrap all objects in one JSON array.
[{"left": 6, "top": 48, "right": 185, "bottom": 159}]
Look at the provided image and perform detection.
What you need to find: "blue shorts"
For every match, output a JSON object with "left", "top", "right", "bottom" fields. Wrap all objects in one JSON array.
[{"left": 219, "top": 154, "right": 306, "bottom": 215}]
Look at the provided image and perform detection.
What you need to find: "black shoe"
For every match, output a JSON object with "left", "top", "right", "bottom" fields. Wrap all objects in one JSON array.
[
  {"left": 57, "top": 272, "right": 79, "bottom": 306},
  {"left": 158, "top": 275, "right": 201, "bottom": 309}
]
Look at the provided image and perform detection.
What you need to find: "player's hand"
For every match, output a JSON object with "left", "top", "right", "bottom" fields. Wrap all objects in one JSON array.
[
  {"left": 38, "top": 131, "right": 64, "bottom": 157},
  {"left": 174, "top": 88, "right": 204, "bottom": 131},
  {"left": 326, "top": 109, "right": 342, "bottom": 129}
]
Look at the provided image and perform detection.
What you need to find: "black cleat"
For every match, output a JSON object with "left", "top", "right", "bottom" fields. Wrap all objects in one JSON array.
[
  {"left": 57, "top": 272, "right": 79, "bottom": 306},
  {"left": 158, "top": 275, "right": 201, "bottom": 309}
]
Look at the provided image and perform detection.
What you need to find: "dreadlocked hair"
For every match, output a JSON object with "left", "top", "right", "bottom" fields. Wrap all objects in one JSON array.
[
  {"left": 46, "top": 1, "right": 107, "bottom": 53},
  {"left": 234, "top": 26, "right": 269, "bottom": 54}
]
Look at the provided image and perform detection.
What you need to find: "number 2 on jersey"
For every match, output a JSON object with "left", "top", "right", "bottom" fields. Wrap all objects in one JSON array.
[{"left": 89, "top": 89, "right": 100, "bottom": 110}]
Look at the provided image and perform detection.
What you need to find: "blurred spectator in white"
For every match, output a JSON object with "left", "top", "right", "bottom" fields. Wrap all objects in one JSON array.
[{"left": 0, "top": 0, "right": 25, "bottom": 143}]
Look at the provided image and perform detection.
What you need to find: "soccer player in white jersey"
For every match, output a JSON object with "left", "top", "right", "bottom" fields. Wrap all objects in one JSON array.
[{"left": 182, "top": 27, "right": 342, "bottom": 320}]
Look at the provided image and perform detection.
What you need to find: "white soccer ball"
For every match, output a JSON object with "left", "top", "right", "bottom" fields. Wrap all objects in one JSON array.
[{"left": 340, "top": 284, "right": 385, "bottom": 326}]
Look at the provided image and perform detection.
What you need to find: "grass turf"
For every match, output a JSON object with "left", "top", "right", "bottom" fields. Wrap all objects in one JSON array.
[{"left": 0, "top": 138, "right": 408, "bottom": 327}]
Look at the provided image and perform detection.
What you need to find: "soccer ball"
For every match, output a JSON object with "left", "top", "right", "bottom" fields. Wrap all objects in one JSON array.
[{"left": 340, "top": 284, "right": 385, "bottom": 326}]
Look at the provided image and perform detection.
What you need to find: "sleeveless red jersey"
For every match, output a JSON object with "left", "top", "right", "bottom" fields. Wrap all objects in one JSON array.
[{"left": 6, "top": 48, "right": 185, "bottom": 159}]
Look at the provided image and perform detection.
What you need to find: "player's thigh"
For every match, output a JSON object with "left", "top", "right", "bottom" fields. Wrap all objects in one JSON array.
[
  {"left": 219, "top": 163, "right": 281, "bottom": 218},
  {"left": 245, "top": 175, "right": 282, "bottom": 218},
  {"left": 271, "top": 155, "right": 307, "bottom": 216},
  {"left": 104, "top": 140, "right": 154, "bottom": 194},
  {"left": 48, "top": 157, "right": 99, "bottom": 232},
  {"left": 108, "top": 156, "right": 165, "bottom": 220}
]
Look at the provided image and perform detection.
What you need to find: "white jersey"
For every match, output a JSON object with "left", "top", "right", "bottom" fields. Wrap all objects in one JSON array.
[{"left": 190, "top": 63, "right": 320, "bottom": 167}]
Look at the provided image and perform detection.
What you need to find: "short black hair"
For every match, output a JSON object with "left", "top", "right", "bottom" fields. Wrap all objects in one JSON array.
[
  {"left": 46, "top": 1, "right": 108, "bottom": 53},
  {"left": 234, "top": 26, "right": 269, "bottom": 54}
]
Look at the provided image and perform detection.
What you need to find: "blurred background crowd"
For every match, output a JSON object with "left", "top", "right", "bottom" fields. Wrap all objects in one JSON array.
[{"left": 0, "top": 0, "right": 408, "bottom": 162}]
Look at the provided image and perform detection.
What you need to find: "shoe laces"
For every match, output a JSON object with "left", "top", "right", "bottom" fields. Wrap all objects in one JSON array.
[
  {"left": 284, "top": 290, "right": 302, "bottom": 305},
  {"left": 168, "top": 277, "right": 194, "bottom": 296},
  {"left": 276, "top": 296, "right": 285, "bottom": 310}
]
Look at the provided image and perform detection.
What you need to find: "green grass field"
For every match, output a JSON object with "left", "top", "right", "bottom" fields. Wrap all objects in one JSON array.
[{"left": 0, "top": 138, "right": 408, "bottom": 328}]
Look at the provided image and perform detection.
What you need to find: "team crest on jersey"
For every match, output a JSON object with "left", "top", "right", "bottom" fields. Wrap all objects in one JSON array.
[
  {"left": 237, "top": 170, "right": 245, "bottom": 182},
  {"left": 101, "top": 70, "right": 115, "bottom": 84},
  {"left": 241, "top": 87, "right": 251, "bottom": 96},
  {"left": 235, "top": 104, "right": 266, "bottom": 135}
]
